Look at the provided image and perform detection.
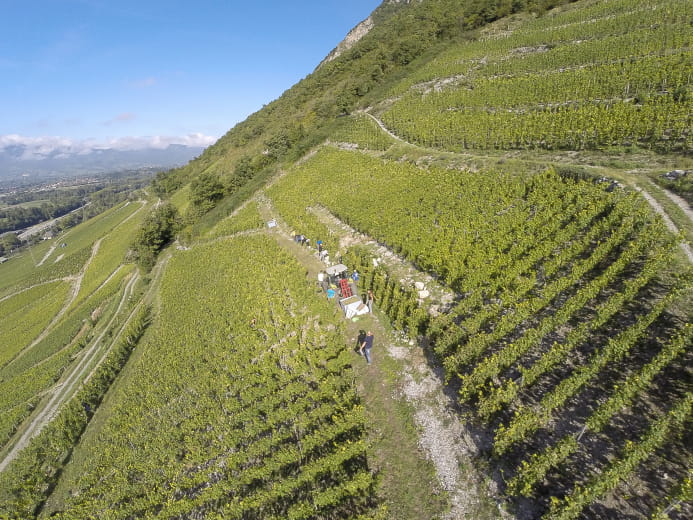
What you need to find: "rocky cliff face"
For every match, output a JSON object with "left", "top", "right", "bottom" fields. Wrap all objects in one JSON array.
[
  {"left": 317, "top": 16, "right": 375, "bottom": 68},
  {"left": 317, "top": 0, "right": 420, "bottom": 69}
]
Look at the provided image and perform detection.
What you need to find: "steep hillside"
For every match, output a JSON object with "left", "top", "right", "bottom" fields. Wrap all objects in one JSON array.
[
  {"left": 0, "top": 1, "right": 691, "bottom": 519},
  {"left": 151, "top": 0, "right": 581, "bottom": 221}
]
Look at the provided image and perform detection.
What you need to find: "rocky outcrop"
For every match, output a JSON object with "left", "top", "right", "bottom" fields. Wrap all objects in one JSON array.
[
  {"left": 317, "top": 0, "right": 422, "bottom": 70},
  {"left": 317, "top": 16, "right": 375, "bottom": 69}
]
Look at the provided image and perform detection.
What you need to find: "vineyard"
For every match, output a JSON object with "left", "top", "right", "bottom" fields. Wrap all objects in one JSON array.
[
  {"left": 0, "top": 201, "right": 148, "bottom": 474},
  {"left": 263, "top": 141, "right": 692, "bottom": 518},
  {"left": 378, "top": 0, "right": 693, "bottom": 152},
  {"left": 0, "top": 0, "right": 691, "bottom": 519},
  {"left": 36, "top": 235, "right": 379, "bottom": 519}
]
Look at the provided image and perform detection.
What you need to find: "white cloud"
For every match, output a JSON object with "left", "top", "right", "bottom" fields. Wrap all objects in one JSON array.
[{"left": 0, "top": 133, "right": 217, "bottom": 160}]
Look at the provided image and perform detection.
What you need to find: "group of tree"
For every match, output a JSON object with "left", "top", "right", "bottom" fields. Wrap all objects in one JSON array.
[
  {"left": 0, "top": 197, "right": 84, "bottom": 234},
  {"left": 0, "top": 233, "right": 20, "bottom": 257},
  {"left": 129, "top": 202, "right": 180, "bottom": 271}
]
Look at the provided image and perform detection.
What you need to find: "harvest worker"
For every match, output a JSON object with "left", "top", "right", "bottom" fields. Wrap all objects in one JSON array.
[
  {"left": 366, "top": 289, "right": 375, "bottom": 313},
  {"left": 359, "top": 330, "right": 374, "bottom": 365},
  {"left": 349, "top": 269, "right": 359, "bottom": 295}
]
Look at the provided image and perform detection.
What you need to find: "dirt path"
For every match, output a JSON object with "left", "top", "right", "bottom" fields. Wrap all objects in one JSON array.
[
  {"left": 37, "top": 242, "right": 59, "bottom": 267},
  {"left": 92, "top": 265, "right": 124, "bottom": 294},
  {"left": 118, "top": 200, "right": 148, "bottom": 225},
  {"left": 0, "top": 270, "right": 139, "bottom": 473},
  {"left": 652, "top": 181, "right": 693, "bottom": 222},
  {"left": 302, "top": 203, "right": 510, "bottom": 518},
  {"left": 0, "top": 277, "right": 73, "bottom": 305},
  {"left": 255, "top": 192, "right": 511, "bottom": 519},
  {"left": 362, "top": 109, "right": 693, "bottom": 264},
  {"left": 8, "top": 239, "right": 103, "bottom": 370},
  {"left": 634, "top": 186, "right": 693, "bottom": 263},
  {"left": 361, "top": 109, "right": 405, "bottom": 143}
]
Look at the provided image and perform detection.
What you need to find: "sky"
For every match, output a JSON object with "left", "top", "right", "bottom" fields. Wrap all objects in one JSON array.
[{"left": 0, "top": 0, "right": 382, "bottom": 154}]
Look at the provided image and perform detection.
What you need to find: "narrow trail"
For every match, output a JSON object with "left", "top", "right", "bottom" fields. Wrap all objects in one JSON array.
[
  {"left": 0, "top": 270, "right": 139, "bottom": 473},
  {"left": 255, "top": 192, "right": 512, "bottom": 519},
  {"left": 3, "top": 200, "right": 148, "bottom": 368},
  {"left": 361, "top": 109, "right": 405, "bottom": 143},
  {"left": 79, "top": 272, "right": 140, "bottom": 389},
  {"left": 653, "top": 181, "right": 693, "bottom": 222},
  {"left": 6, "top": 321, "right": 90, "bottom": 377},
  {"left": 8, "top": 238, "right": 103, "bottom": 368},
  {"left": 118, "top": 200, "right": 148, "bottom": 225},
  {"left": 37, "top": 242, "right": 58, "bottom": 267},
  {"left": 303, "top": 204, "right": 509, "bottom": 519},
  {"left": 635, "top": 186, "right": 693, "bottom": 263},
  {"left": 92, "top": 265, "right": 124, "bottom": 294},
  {"left": 34, "top": 200, "right": 145, "bottom": 268}
]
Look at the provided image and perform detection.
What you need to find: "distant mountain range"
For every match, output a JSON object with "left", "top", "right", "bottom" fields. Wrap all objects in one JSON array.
[{"left": 0, "top": 143, "right": 207, "bottom": 182}]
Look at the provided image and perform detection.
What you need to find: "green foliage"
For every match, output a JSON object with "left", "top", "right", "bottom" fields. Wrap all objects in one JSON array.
[
  {"left": 2, "top": 2, "right": 689, "bottom": 518},
  {"left": 379, "top": 0, "right": 693, "bottom": 153},
  {"left": 206, "top": 201, "right": 265, "bottom": 239},
  {"left": 72, "top": 203, "right": 146, "bottom": 308},
  {"left": 0, "top": 185, "right": 100, "bottom": 234},
  {"left": 189, "top": 172, "right": 225, "bottom": 212},
  {"left": 0, "top": 306, "right": 151, "bottom": 518},
  {"left": 0, "top": 233, "right": 19, "bottom": 256},
  {"left": 0, "top": 281, "right": 71, "bottom": 369},
  {"left": 656, "top": 172, "right": 693, "bottom": 206},
  {"left": 329, "top": 113, "right": 396, "bottom": 151},
  {"left": 130, "top": 202, "right": 180, "bottom": 271},
  {"left": 41, "top": 236, "right": 377, "bottom": 519},
  {"left": 150, "top": 166, "right": 188, "bottom": 197},
  {"left": 265, "top": 140, "right": 691, "bottom": 517}
]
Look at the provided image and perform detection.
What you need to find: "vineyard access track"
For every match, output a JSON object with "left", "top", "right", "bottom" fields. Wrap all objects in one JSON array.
[
  {"left": 6, "top": 238, "right": 103, "bottom": 369},
  {"left": 253, "top": 191, "right": 515, "bottom": 519}
]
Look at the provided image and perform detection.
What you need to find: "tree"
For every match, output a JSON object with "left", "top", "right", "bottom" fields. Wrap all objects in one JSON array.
[
  {"left": 130, "top": 203, "right": 180, "bottom": 271},
  {"left": 0, "top": 233, "right": 20, "bottom": 255},
  {"left": 190, "top": 172, "right": 225, "bottom": 213}
]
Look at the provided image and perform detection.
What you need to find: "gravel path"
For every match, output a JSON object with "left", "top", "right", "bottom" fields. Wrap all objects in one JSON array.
[
  {"left": 391, "top": 338, "right": 513, "bottom": 519},
  {"left": 0, "top": 277, "right": 73, "bottom": 305},
  {"left": 650, "top": 181, "right": 693, "bottom": 222},
  {"left": 255, "top": 193, "right": 512, "bottom": 518},
  {"left": 634, "top": 186, "right": 693, "bottom": 263},
  {"left": 361, "top": 109, "right": 405, "bottom": 143}
]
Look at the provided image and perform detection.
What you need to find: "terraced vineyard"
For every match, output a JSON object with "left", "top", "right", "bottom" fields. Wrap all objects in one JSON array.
[
  {"left": 39, "top": 236, "right": 378, "bottom": 519},
  {"left": 0, "top": 201, "right": 148, "bottom": 472},
  {"left": 264, "top": 139, "right": 691, "bottom": 518},
  {"left": 0, "top": 0, "right": 691, "bottom": 519},
  {"left": 378, "top": 0, "right": 692, "bottom": 152}
]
